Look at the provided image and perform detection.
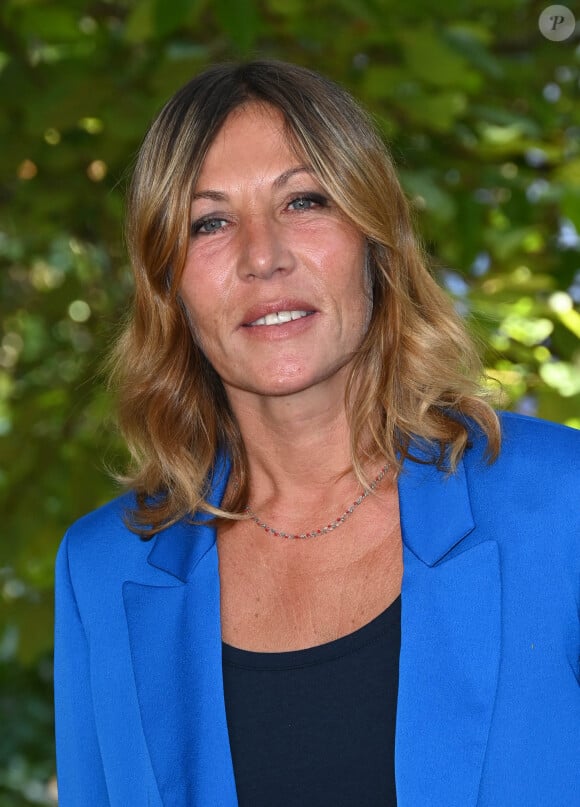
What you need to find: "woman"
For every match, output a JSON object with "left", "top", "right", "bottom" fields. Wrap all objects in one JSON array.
[{"left": 54, "top": 61, "right": 580, "bottom": 806}]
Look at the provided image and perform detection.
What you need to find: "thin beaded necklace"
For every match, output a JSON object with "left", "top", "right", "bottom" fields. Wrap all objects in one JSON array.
[{"left": 245, "top": 463, "right": 390, "bottom": 540}]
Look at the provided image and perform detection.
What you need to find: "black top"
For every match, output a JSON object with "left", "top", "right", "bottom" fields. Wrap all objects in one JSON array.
[{"left": 222, "top": 595, "right": 401, "bottom": 806}]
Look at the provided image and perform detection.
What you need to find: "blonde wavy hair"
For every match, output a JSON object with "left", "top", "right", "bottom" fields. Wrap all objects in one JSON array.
[{"left": 111, "top": 59, "right": 500, "bottom": 534}]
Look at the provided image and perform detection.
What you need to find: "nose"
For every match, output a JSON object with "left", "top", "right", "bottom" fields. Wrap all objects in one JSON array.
[{"left": 237, "top": 213, "right": 295, "bottom": 280}]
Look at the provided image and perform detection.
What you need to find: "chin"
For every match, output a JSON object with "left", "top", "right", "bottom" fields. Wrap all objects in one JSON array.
[
  {"left": 224, "top": 366, "right": 315, "bottom": 398},
  {"left": 251, "top": 364, "right": 349, "bottom": 398},
  {"left": 255, "top": 376, "right": 316, "bottom": 397}
]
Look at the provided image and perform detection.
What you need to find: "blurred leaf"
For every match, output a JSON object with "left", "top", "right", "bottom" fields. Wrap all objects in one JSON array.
[
  {"left": 400, "top": 89, "right": 468, "bottom": 132},
  {"left": 499, "top": 314, "right": 553, "bottom": 347},
  {"left": 154, "top": 0, "right": 205, "bottom": 38},
  {"left": 399, "top": 25, "right": 481, "bottom": 91},
  {"left": 399, "top": 170, "right": 456, "bottom": 222},
  {"left": 124, "top": 0, "right": 156, "bottom": 43},
  {"left": 8, "top": 6, "right": 81, "bottom": 41},
  {"left": 445, "top": 24, "right": 503, "bottom": 79},
  {"left": 213, "top": 0, "right": 260, "bottom": 55},
  {"left": 554, "top": 158, "right": 580, "bottom": 187},
  {"left": 540, "top": 360, "right": 580, "bottom": 397}
]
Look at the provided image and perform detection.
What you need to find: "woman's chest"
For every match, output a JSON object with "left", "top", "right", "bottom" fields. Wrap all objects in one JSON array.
[{"left": 217, "top": 519, "right": 402, "bottom": 651}]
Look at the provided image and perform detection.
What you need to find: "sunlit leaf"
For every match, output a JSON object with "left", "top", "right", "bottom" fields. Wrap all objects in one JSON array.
[
  {"left": 499, "top": 314, "right": 553, "bottom": 346},
  {"left": 540, "top": 361, "right": 580, "bottom": 397}
]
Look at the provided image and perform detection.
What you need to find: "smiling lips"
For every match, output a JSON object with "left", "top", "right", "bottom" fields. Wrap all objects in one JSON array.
[
  {"left": 247, "top": 310, "right": 313, "bottom": 327},
  {"left": 241, "top": 300, "right": 317, "bottom": 328}
]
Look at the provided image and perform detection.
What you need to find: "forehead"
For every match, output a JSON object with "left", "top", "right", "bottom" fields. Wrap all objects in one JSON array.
[{"left": 195, "top": 103, "right": 305, "bottom": 188}]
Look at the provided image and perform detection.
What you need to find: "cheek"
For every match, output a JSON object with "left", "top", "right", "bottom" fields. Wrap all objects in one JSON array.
[
  {"left": 341, "top": 241, "right": 373, "bottom": 330},
  {"left": 178, "top": 285, "right": 214, "bottom": 352},
  {"left": 179, "top": 299, "right": 204, "bottom": 350},
  {"left": 354, "top": 287, "right": 373, "bottom": 342}
]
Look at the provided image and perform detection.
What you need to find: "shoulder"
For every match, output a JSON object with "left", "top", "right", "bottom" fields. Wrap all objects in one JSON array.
[
  {"left": 63, "top": 490, "right": 139, "bottom": 549},
  {"left": 469, "top": 411, "right": 580, "bottom": 477},
  {"left": 497, "top": 410, "right": 580, "bottom": 454},
  {"left": 57, "top": 491, "right": 152, "bottom": 587},
  {"left": 464, "top": 412, "right": 580, "bottom": 532}
]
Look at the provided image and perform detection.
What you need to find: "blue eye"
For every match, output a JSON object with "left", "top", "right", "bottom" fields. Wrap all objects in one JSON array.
[
  {"left": 288, "top": 193, "right": 327, "bottom": 211},
  {"left": 192, "top": 217, "right": 227, "bottom": 236}
]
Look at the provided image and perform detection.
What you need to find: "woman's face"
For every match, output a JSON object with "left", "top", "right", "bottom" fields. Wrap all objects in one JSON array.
[{"left": 180, "top": 103, "right": 372, "bottom": 403}]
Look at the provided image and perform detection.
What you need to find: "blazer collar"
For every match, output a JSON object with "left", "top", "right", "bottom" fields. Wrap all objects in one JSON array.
[
  {"left": 397, "top": 446, "right": 475, "bottom": 565},
  {"left": 146, "top": 444, "right": 476, "bottom": 581},
  {"left": 146, "top": 451, "right": 231, "bottom": 582}
]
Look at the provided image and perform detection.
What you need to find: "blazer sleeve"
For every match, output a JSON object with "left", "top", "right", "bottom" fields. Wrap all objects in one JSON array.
[{"left": 54, "top": 531, "right": 110, "bottom": 806}]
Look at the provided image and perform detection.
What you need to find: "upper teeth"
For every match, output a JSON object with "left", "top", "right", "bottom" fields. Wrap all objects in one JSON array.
[{"left": 250, "top": 310, "right": 310, "bottom": 326}]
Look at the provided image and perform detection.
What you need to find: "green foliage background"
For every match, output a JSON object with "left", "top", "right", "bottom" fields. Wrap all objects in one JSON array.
[{"left": 1, "top": 0, "right": 579, "bottom": 802}]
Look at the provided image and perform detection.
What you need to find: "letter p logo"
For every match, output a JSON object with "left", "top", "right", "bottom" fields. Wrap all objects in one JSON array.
[{"left": 539, "top": 5, "right": 576, "bottom": 40}]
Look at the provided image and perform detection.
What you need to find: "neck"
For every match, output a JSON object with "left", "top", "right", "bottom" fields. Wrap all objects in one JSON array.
[{"left": 224, "top": 372, "right": 376, "bottom": 521}]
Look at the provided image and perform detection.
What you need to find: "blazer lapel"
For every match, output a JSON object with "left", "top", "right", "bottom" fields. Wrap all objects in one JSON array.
[
  {"left": 123, "top": 454, "right": 238, "bottom": 806},
  {"left": 395, "top": 454, "right": 501, "bottom": 807}
]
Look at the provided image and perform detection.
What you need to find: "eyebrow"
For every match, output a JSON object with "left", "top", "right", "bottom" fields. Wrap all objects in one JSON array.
[{"left": 192, "top": 165, "right": 313, "bottom": 202}]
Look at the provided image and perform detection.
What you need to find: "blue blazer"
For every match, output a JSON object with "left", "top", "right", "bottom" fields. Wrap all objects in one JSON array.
[{"left": 54, "top": 412, "right": 580, "bottom": 806}]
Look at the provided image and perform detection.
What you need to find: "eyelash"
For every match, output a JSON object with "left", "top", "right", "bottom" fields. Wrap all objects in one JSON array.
[
  {"left": 191, "top": 217, "right": 228, "bottom": 236},
  {"left": 287, "top": 192, "right": 328, "bottom": 211},
  {"left": 190, "top": 192, "right": 329, "bottom": 237}
]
